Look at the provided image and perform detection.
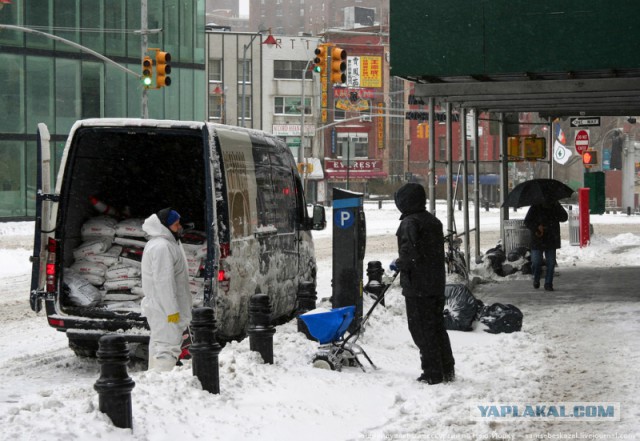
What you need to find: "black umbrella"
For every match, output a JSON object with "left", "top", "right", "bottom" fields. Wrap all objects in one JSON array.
[{"left": 502, "top": 178, "right": 574, "bottom": 208}]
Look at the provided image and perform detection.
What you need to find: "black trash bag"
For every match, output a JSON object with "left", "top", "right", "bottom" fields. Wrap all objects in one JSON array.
[
  {"left": 478, "top": 303, "right": 523, "bottom": 334},
  {"left": 507, "top": 246, "right": 529, "bottom": 262},
  {"left": 521, "top": 261, "right": 532, "bottom": 275},
  {"left": 484, "top": 244, "right": 506, "bottom": 276},
  {"left": 443, "top": 284, "right": 481, "bottom": 331}
]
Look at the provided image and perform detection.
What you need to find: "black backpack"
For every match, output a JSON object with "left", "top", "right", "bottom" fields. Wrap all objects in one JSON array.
[{"left": 478, "top": 303, "right": 523, "bottom": 334}]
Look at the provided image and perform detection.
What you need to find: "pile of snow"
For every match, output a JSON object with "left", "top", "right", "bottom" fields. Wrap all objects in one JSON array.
[{"left": 1, "top": 205, "right": 640, "bottom": 440}]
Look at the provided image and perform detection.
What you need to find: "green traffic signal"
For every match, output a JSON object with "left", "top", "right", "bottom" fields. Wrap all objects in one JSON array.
[
  {"left": 313, "top": 65, "right": 322, "bottom": 73},
  {"left": 143, "top": 76, "right": 152, "bottom": 86}
]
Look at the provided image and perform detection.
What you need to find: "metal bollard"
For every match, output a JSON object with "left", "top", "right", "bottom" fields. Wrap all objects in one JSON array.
[
  {"left": 484, "top": 201, "right": 490, "bottom": 212},
  {"left": 378, "top": 199, "right": 382, "bottom": 209},
  {"left": 364, "top": 261, "right": 385, "bottom": 306},
  {"left": 296, "top": 281, "right": 317, "bottom": 315},
  {"left": 190, "top": 307, "right": 222, "bottom": 394},
  {"left": 248, "top": 293, "right": 276, "bottom": 364},
  {"left": 296, "top": 281, "right": 317, "bottom": 339},
  {"left": 94, "top": 335, "right": 135, "bottom": 429}
]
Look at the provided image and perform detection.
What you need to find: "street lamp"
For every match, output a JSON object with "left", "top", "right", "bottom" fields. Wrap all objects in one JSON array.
[{"left": 241, "top": 29, "right": 276, "bottom": 127}]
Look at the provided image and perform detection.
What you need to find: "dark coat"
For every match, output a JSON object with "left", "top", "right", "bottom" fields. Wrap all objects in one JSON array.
[
  {"left": 394, "top": 183, "right": 446, "bottom": 297},
  {"left": 524, "top": 201, "right": 568, "bottom": 250}
]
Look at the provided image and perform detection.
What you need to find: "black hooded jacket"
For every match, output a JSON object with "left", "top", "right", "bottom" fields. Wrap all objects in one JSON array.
[{"left": 394, "top": 183, "right": 446, "bottom": 297}]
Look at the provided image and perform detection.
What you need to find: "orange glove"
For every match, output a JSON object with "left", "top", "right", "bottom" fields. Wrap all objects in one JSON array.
[{"left": 167, "top": 312, "right": 180, "bottom": 323}]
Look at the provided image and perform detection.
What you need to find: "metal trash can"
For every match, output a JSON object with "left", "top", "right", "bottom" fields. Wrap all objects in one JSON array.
[
  {"left": 503, "top": 219, "right": 531, "bottom": 255},
  {"left": 568, "top": 207, "right": 580, "bottom": 246}
]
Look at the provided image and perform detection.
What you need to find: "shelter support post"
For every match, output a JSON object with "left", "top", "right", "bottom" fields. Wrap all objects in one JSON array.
[
  {"left": 446, "top": 102, "right": 454, "bottom": 233},
  {"left": 428, "top": 98, "right": 436, "bottom": 214},
  {"left": 460, "top": 108, "right": 470, "bottom": 272},
  {"left": 499, "top": 113, "right": 509, "bottom": 247},
  {"left": 473, "top": 109, "right": 481, "bottom": 263}
]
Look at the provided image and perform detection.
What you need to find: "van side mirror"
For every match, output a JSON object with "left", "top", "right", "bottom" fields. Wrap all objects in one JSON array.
[{"left": 310, "top": 205, "right": 326, "bottom": 231}]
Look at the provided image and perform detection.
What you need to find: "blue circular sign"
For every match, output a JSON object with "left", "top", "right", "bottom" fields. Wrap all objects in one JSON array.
[{"left": 334, "top": 209, "right": 354, "bottom": 229}]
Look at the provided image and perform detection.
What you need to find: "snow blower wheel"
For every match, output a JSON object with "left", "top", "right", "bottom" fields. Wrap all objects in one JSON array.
[{"left": 312, "top": 352, "right": 342, "bottom": 371}]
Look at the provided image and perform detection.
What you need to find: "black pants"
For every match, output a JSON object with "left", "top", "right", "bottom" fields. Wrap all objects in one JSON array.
[{"left": 405, "top": 295, "right": 455, "bottom": 381}]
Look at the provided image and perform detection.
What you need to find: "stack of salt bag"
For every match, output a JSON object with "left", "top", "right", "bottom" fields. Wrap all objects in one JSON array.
[
  {"left": 69, "top": 216, "right": 118, "bottom": 292},
  {"left": 100, "top": 218, "right": 147, "bottom": 310},
  {"left": 181, "top": 229, "right": 207, "bottom": 307}
]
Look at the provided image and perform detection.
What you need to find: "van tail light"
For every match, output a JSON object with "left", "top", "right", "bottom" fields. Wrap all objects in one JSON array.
[
  {"left": 46, "top": 238, "right": 58, "bottom": 293},
  {"left": 218, "top": 242, "right": 230, "bottom": 292}
]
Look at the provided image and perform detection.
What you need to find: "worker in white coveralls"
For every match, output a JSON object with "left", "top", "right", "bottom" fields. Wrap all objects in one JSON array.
[{"left": 141, "top": 208, "right": 192, "bottom": 371}]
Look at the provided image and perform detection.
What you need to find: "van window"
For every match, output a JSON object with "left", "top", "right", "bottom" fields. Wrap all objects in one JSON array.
[{"left": 253, "top": 148, "right": 296, "bottom": 234}]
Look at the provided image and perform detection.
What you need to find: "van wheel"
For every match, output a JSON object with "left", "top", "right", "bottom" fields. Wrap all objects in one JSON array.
[{"left": 67, "top": 337, "right": 99, "bottom": 358}]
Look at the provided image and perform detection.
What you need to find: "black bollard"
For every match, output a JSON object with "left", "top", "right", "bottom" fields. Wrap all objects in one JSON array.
[
  {"left": 484, "top": 201, "right": 490, "bottom": 212},
  {"left": 296, "top": 281, "right": 317, "bottom": 339},
  {"left": 364, "top": 261, "right": 385, "bottom": 306},
  {"left": 378, "top": 199, "right": 382, "bottom": 209},
  {"left": 190, "top": 307, "right": 222, "bottom": 394},
  {"left": 94, "top": 335, "right": 135, "bottom": 429},
  {"left": 248, "top": 293, "right": 276, "bottom": 364}
]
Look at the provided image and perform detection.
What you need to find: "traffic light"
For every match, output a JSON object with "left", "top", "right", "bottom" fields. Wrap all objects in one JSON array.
[
  {"left": 582, "top": 149, "right": 598, "bottom": 167},
  {"left": 142, "top": 56, "right": 153, "bottom": 88},
  {"left": 155, "top": 51, "right": 171, "bottom": 88},
  {"left": 313, "top": 45, "right": 327, "bottom": 74},
  {"left": 330, "top": 46, "right": 347, "bottom": 84}
]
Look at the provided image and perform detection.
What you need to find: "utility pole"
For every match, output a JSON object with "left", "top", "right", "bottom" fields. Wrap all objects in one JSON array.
[{"left": 141, "top": 0, "right": 148, "bottom": 119}]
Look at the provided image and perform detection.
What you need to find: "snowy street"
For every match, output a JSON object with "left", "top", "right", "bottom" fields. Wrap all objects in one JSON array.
[{"left": 1, "top": 203, "right": 640, "bottom": 440}]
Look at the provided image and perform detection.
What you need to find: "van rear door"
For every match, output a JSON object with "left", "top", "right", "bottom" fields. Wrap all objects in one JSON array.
[{"left": 30, "top": 123, "right": 57, "bottom": 312}]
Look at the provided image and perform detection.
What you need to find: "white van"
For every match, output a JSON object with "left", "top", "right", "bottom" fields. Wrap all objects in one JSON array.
[{"left": 30, "top": 119, "right": 326, "bottom": 357}]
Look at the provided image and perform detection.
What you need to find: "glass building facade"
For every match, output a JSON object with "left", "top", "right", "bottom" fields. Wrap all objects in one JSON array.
[{"left": 0, "top": 0, "right": 206, "bottom": 220}]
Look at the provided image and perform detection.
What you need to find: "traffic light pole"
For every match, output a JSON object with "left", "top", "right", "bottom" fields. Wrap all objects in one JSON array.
[
  {"left": 141, "top": 0, "right": 149, "bottom": 118},
  {"left": 0, "top": 25, "right": 139, "bottom": 78}
]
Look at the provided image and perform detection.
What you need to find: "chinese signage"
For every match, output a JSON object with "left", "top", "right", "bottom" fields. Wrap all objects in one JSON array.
[
  {"left": 347, "top": 56, "right": 382, "bottom": 88},
  {"left": 377, "top": 103, "right": 384, "bottom": 149}
]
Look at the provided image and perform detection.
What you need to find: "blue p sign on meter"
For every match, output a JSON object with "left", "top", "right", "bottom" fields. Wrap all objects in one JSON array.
[{"left": 334, "top": 208, "right": 355, "bottom": 229}]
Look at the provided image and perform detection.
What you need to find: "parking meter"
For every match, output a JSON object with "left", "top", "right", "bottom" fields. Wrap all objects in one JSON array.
[{"left": 332, "top": 188, "right": 366, "bottom": 332}]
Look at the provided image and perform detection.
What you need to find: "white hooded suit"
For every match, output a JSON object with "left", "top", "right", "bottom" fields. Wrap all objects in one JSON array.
[{"left": 141, "top": 214, "right": 192, "bottom": 370}]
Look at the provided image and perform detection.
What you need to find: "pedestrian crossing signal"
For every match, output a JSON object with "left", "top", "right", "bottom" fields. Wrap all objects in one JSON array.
[{"left": 582, "top": 150, "right": 598, "bottom": 167}]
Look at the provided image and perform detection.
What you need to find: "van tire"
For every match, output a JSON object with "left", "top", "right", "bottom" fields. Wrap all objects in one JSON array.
[{"left": 68, "top": 337, "right": 99, "bottom": 358}]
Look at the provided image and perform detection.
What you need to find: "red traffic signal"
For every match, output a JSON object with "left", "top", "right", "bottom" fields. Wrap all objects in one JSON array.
[{"left": 582, "top": 150, "right": 598, "bottom": 167}]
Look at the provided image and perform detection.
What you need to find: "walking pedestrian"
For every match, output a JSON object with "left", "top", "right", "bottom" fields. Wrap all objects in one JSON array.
[
  {"left": 391, "top": 183, "right": 455, "bottom": 384},
  {"left": 524, "top": 201, "right": 568, "bottom": 291},
  {"left": 141, "top": 207, "right": 192, "bottom": 371}
]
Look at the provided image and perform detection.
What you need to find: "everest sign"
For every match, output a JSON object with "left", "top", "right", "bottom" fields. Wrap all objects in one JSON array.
[{"left": 575, "top": 130, "right": 590, "bottom": 155}]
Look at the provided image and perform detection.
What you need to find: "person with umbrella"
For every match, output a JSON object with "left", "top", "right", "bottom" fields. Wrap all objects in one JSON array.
[
  {"left": 524, "top": 201, "right": 568, "bottom": 291},
  {"left": 503, "top": 179, "right": 573, "bottom": 291}
]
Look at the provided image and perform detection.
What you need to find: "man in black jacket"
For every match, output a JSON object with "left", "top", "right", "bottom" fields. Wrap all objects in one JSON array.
[
  {"left": 393, "top": 183, "right": 455, "bottom": 384},
  {"left": 524, "top": 201, "right": 568, "bottom": 291}
]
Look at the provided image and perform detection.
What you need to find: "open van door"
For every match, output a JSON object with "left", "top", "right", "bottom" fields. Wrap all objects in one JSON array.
[{"left": 29, "top": 123, "right": 57, "bottom": 312}]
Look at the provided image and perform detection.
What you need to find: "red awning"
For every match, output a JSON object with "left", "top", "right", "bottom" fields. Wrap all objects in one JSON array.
[{"left": 324, "top": 170, "right": 388, "bottom": 180}]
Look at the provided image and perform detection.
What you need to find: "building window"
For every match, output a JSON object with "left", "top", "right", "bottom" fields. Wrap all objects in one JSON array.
[
  {"left": 274, "top": 96, "right": 311, "bottom": 115},
  {"left": 337, "top": 136, "right": 369, "bottom": 158},
  {"left": 238, "top": 60, "right": 252, "bottom": 83},
  {"left": 238, "top": 95, "right": 252, "bottom": 123},
  {"left": 208, "top": 95, "right": 223, "bottom": 120},
  {"left": 274, "top": 60, "right": 313, "bottom": 80},
  {"left": 438, "top": 136, "right": 446, "bottom": 161},
  {"left": 209, "top": 59, "right": 222, "bottom": 82}
]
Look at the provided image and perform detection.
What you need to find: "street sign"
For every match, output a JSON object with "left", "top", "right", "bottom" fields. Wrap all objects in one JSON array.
[
  {"left": 570, "top": 117, "right": 601, "bottom": 128},
  {"left": 575, "top": 129, "right": 590, "bottom": 155}
]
